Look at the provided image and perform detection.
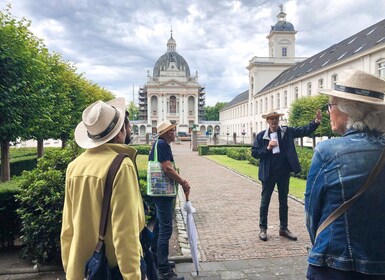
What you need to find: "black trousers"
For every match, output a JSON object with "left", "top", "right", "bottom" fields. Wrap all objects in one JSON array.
[{"left": 259, "top": 173, "right": 290, "bottom": 230}]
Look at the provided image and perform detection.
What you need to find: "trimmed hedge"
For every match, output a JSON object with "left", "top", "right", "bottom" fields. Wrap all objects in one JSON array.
[{"left": 0, "top": 179, "right": 21, "bottom": 249}]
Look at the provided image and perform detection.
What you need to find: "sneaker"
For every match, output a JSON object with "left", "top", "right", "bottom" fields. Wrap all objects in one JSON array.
[{"left": 158, "top": 268, "right": 184, "bottom": 280}]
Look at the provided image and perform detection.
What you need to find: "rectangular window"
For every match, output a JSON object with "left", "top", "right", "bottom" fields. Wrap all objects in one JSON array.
[
  {"left": 331, "top": 74, "right": 338, "bottom": 87},
  {"left": 295, "top": 87, "right": 299, "bottom": 100},
  {"left": 284, "top": 91, "right": 288, "bottom": 107},
  {"left": 379, "top": 62, "right": 385, "bottom": 78},
  {"left": 256, "top": 101, "right": 258, "bottom": 114},
  {"left": 318, "top": 79, "right": 324, "bottom": 89},
  {"left": 307, "top": 83, "right": 312, "bottom": 96},
  {"left": 265, "top": 97, "right": 268, "bottom": 111},
  {"left": 282, "top": 47, "right": 287, "bottom": 57},
  {"left": 270, "top": 95, "right": 274, "bottom": 109},
  {"left": 277, "top": 93, "right": 281, "bottom": 109}
]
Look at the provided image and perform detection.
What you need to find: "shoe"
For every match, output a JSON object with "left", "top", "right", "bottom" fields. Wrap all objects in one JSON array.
[
  {"left": 168, "top": 261, "right": 176, "bottom": 269},
  {"left": 158, "top": 268, "right": 184, "bottom": 280},
  {"left": 259, "top": 228, "right": 267, "bottom": 241},
  {"left": 279, "top": 228, "right": 297, "bottom": 241}
]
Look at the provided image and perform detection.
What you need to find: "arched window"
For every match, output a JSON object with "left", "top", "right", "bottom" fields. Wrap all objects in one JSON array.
[{"left": 170, "top": 96, "right": 176, "bottom": 114}]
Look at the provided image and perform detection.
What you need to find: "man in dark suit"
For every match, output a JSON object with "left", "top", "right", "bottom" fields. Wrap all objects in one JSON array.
[{"left": 251, "top": 110, "right": 321, "bottom": 241}]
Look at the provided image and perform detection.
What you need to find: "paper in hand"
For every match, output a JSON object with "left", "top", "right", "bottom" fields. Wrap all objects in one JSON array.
[{"left": 270, "top": 132, "right": 280, "bottom": 154}]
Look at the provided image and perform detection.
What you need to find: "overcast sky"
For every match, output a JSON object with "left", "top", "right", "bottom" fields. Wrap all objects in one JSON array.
[{"left": 2, "top": 0, "right": 385, "bottom": 106}]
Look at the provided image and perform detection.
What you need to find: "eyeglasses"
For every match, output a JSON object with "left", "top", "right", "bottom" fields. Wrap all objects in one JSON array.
[{"left": 327, "top": 103, "right": 337, "bottom": 113}]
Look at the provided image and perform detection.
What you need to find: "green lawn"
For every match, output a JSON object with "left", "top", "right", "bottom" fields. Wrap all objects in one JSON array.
[{"left": 205, "top": 155, "right": 306, "bottom": 201}]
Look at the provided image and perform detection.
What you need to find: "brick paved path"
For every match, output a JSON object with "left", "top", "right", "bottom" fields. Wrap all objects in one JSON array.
[{"left": 172, "top": 142, "right": 311, "bottom": 262}]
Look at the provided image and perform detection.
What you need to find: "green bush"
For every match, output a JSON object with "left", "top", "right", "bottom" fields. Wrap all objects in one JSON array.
[
  {"left": 198, "top": 145, "right": 209, "bottom": 155},
  {"left": 226, "top": 148, "right": 250, "bottom": 160},
  {"left": 0, "top": 179, "right": 21, "bottom": 249},
  {"left": 8, "top": 157, "right": 38, "bottom": 178},
  {"left": 294, "top": 146, "right": 314, "bottom": 179},
  {"left": 131, "top": 145, "right": 152, "bottom": 155},
  {"left": 16, "top": 145, "right": 78, "bottom": 265}
]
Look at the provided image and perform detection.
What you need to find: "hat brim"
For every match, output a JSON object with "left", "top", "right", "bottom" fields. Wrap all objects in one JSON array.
[
  {"left": 74, "top": 98, "right": 126, "bottom": 149},
  {"left": 262, "top": 113, "right": 284, "bottom": 119},
  {"left": 157, "top": 124, "right": 177, "bottom": 137},
  {"left": 319, "top": 89, "right": 385, "bottom": 106}
]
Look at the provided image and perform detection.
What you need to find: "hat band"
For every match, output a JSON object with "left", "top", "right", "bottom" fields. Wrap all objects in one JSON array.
[
  {"left": 334, "top": 85, "right": 384, "bottom": 100},
  {"left": 87, "top": 107, "right": 120, "bottom": 140}
]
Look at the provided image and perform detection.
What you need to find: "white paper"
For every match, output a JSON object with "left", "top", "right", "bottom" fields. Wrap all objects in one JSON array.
[{"left": 270, "top": 132, "right": 280, "bottom": 154}]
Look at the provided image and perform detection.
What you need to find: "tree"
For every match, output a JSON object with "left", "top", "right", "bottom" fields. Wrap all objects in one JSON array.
[
  {"left": 127, "top": 101, "right": 139, "bottom": 120},
  {"left": 288, "top": 95, "right": 335, "bottom": 148},
  {"left": 0, "top": 7, "right": 50, "bottom": 181},
  {"left": 204, "top": 102, "right": 227, "bottom": 121}
]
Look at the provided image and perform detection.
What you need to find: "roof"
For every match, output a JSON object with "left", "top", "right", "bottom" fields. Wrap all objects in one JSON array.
[
  {"left": 259, "top": 19, "right": 385, "bottom": 93},
  {"left": 153, "top": 51, "right": 191, "bottom": 77},
  {"left": 221, "top": 90, "right": 249, "bottom": 110}
]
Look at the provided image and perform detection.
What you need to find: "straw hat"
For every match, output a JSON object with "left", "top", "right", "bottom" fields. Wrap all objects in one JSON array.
[
  {"left": 319, "top": 69, "right": 385, "bottom": 105},
  {"left": 157, "top": 120, "right": 177, "bottom": 136},
  {"left": 262, "top": 111, "right": 284, "bottom": 119},
  {"left": 75, "top": 97, "right": 126, "bottom": 149}
]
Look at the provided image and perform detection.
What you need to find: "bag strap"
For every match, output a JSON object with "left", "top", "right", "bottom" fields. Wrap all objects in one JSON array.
[
  {"left": 316, "top": 148, "right": 385, "bottom": 239},
  {"left": 154, "top": 140, "right": 159, "bottom": 162},
  {"left": 95, "top": 153, "right": 128, "bottom": 253}
]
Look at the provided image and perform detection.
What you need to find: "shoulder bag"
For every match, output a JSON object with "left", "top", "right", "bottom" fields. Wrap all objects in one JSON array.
[{"left": 147, "top": 140, "right": 177, "bottom": 196}]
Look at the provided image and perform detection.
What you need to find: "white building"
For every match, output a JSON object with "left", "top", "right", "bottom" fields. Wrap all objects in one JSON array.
[
  {"left": 134, "top": 30, "right": 220, "bottom": 136},
  {"left": 220, "top": 7, "right": 385, "bottom": 145}
]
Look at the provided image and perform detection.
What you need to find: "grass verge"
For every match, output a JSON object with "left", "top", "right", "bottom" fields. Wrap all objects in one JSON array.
[{"left": 205, "top": 155, "right": 306, "bottom": 201}]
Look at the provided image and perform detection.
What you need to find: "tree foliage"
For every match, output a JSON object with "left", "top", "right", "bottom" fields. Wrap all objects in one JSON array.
[
  {"left": 204, "top": 102, "right": 227, "bottom": 121},
  {"left": 288, "top": 95, "right": 335, "bottom": 138},
  {"left": 0, "top": 6, "right": 114, "bottom": 181}
]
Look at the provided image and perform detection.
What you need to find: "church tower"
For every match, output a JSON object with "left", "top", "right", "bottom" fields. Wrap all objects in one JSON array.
[{"left": 266, "top": 4, "right": 297, "bottom": 61}]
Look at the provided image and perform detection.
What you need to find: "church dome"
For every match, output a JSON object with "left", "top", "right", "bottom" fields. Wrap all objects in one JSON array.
[
  {"left": 272, "top": 20, "right": 295, "bottom": 32},
  {"left": 153, "top": 51, "right": 191, "bottom": 77},
  {"left": 153, "top": 31, "right": 191, "bottom": 77}
]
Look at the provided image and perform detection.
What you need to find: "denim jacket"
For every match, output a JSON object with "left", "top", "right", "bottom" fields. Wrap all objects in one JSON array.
[{"left": 305, "top": 129, "right": 385, "bottom": 275}]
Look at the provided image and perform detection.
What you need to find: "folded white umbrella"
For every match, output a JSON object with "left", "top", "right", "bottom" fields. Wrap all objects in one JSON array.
[{"left": 183, "top": 200, "right": 199, "bottom": 275}]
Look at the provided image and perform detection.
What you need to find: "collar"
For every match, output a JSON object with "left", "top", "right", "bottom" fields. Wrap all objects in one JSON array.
[{"left": 262, "top": 126, "right": 287, "bottom": 140}]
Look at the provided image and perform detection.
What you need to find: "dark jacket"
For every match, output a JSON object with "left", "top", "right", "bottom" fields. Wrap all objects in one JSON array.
[{"left": 251, "top": 121, "right": 319, "bottom": 182}]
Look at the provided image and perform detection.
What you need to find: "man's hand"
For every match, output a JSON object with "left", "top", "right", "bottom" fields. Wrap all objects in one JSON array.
[
  {"left": 267, "top": 140, "right": 278, "bottom": 150},
  {"left": 181, "top": 179, "right": 190, "bottom": 196}
]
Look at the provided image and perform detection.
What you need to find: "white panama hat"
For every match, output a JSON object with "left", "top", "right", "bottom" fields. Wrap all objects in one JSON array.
[
  {"left": 74, "top": 97, "right": 126, "bottom": 149},
  {"left": 156, "top": 120, "right": 177, "bottom": 136},
  {"left": 319, "top": 69, "right": 385, "bottom": 105}
]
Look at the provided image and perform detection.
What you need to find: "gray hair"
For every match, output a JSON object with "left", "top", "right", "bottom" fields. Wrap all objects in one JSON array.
[{"left": 333, "top": 97, "right": 385, "bottom": 134}]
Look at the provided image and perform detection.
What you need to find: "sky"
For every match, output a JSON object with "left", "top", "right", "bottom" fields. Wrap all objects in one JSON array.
[{"left": 2, "top": 0, "right": 385, "bottom": 106}]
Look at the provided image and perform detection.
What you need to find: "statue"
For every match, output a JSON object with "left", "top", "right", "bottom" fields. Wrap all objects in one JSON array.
[{"left": 279, "top": 3, "right": 283, "bottom": 13}]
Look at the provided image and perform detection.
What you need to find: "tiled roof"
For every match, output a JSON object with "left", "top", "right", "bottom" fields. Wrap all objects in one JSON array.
[
  {"left": 222, "top": 90, "right": 249, "bottom": 110},
  {"left": 258, "top": 19, "right": 385, "bottom": 93}
]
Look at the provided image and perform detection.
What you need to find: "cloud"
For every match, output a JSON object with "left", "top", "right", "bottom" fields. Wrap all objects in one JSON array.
[{"left": 3, "top": 0, "right": 385, "bottom": 105}]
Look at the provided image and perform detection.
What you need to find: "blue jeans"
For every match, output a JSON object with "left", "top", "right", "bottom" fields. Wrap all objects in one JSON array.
[
  {"left": 259, "top": 173, "right": 290, "bottom": 230},
  {"left": 151, "top": 196, "right": 174, "bottom": 271},
  {"left": 307, "top": 265, "right": 385, "bottom": 280}
]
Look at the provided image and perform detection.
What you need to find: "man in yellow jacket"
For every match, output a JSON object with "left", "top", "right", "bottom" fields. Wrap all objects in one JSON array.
[{"left": 61, "top": 97, "right": 145, "bottom": 280}]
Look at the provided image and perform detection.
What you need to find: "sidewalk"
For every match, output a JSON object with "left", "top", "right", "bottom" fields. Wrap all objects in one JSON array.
[
  {"left": 172, "top": 141, "right": 310, "bottom": 279},
  {"left": 0, "top": 141, "right": 311, "bottom": 279}
]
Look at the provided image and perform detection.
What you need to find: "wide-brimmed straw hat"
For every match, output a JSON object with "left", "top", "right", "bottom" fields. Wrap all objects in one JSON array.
[
  {"left": 157, "top": 120, "right": 177, "bottom": 136},
  {"left": 319, "top": 69, "right": 385, "bottom": 105},
  {"left": 75, "top": 97, "right": 126, "bottom": 149},
  {"left": 262, "top": 111, "right": 284, "bottom": 119}
]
